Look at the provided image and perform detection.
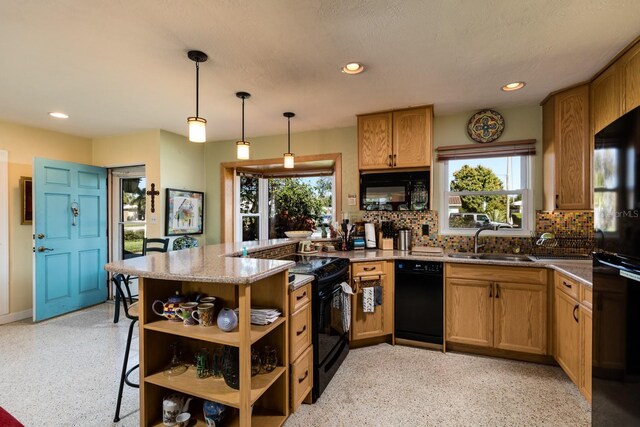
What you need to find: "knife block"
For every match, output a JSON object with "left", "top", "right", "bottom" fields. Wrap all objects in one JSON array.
[{"left": 377, "top": 232, "right": 394, "bottom": 250}]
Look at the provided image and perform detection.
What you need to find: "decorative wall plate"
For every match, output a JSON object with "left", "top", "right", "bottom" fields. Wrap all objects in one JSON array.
[{"left": 467, "top": 109, "right": 505, "bottom": 143}]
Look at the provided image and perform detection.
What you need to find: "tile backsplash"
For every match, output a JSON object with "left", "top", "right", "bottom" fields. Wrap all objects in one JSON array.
[{"left": 362, "top": 210, "right": 593, "bottom": 254}]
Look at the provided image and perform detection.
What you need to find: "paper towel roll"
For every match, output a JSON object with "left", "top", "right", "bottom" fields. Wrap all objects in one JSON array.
[{"left": 365, "top": 223, "right": 376, "bottom": 248}]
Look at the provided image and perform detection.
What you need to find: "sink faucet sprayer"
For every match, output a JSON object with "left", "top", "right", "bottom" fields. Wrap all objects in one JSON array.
[{"left": 474, "top": 224, "right": 509, "bottom": 253}]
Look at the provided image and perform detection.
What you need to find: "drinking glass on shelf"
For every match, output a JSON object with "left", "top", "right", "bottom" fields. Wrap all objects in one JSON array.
[
  {"left": 251, "top": 348, "right": 261, "bottom": 376},
  {"left": 262, "top": 345, "right": 278, "bottom": 372}
]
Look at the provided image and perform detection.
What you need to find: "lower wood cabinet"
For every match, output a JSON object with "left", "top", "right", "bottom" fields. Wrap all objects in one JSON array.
[
  {"left": 445, "top": 264, "right": 548, "bottom": 355},
  {"left": 553, "top": 272, "right": 593, "bottom": 402},
  {"left": 351, "top": 260, "right": 394, "bottom": 342},
  {"left": 289, "top": 282, "right": 312, "bottom": 412}
]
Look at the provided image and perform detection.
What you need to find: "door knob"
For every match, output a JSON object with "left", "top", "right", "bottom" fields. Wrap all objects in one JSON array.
[
  {"left": 37, "top": 233, "right": 45, "bottom": 239},
  {"left": 37, "top": 246, "right": 54, "bottom": 252}
]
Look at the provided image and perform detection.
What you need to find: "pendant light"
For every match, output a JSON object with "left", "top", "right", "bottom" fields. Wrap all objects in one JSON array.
[
  {"left": 235, "top": 92, "right": 251, "bottom": 159},
  {"left": 186, "top": 50, "right": 208, "bottom": 143},
  {"left": 283, "top": 112, "right": 295, "bottom": 169}
]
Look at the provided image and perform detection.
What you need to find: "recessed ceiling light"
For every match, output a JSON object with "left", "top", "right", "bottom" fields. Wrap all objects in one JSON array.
[
  {"left": 501, "top": 82, "right": 526, "bottom": 92},
  {"left": 341, "top": 62, "right": 365, "bottom": 75},
  {"left": 49, "top": 112, "right": 69, "bottom": 119}
]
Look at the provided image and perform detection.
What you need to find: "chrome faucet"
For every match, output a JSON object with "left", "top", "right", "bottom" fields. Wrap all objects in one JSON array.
[{"left": 474, "top": 225, "right": 498, "bottom": 253}]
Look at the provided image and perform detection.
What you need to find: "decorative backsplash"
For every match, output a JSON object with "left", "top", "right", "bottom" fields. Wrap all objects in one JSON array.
[
  {"left": 247, "top": 243, "right": 297, "bottom": 259},
  {"left": 362, "top": 210, "right": 594, "bottom": 254}
]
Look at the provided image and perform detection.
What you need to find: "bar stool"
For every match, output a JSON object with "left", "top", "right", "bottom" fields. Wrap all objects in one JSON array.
[{"left": 112, "top": 273, "right": 140, "bottom": 423}]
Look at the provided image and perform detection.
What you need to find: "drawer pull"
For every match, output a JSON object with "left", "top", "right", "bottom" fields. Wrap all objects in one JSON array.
[
  {"left": 363, "top": 266, "right": 376, "bottom": 271},
  {"left": 298, "top": 370, "right": 309, "bottom": 383},
  {"left": 562, "top": 281, "right": 572, "bottom": 289},
  {"left": 296, "top": 291, "right": 307, "bottom": 301},
  {"left": 296, "top": 325, "right": 307, "bottom": 336}
]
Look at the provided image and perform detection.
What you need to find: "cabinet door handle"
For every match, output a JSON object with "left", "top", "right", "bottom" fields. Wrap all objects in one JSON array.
[
  {"left": 562, "top": 280, "right": 572, "bottom": 289},
  {"left": 555, "top": 194, "right": 559, "bottom": 209},
  {"left": 393, "top": 154, "right": 397, "bottom": 167},
  {"left": 573, "top": 304, "right": 579, "bottom": 323},
  {"left": 488, "top": 283, "right": 493, "bottom": 298},
  {"left": 388, "top": 154, "right": 393, "bottom": 167},
  {"left": 298, "top": 370, "right": 309, "bottom": 383},
  {"left": 495, "top": 283, "right": 500, "bottom": 298},
  {"left": 296, "top": 325, "right": 307, "bottom": 336},
  {"left": 363, "top": 266, "right": 376, "bottom": 271},
  {"left": 296, "top": 291, "right": 307, "bottom": 301}
]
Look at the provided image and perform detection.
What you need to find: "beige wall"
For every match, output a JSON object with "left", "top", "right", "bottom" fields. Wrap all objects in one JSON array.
[
  {"left": 92, "top": 130, "right": 163, "bottom": 236},
  {"left": 0, "top": 120, "right": 92, "bottom": 315},
  {"left": 432, "top": 105, "right": 543, "bottom": 214},
  {"left": 204, "top": 126, "right": 358, "bottom": 244},
  {"left": 159, "top": 130, "right": 206, "bottom": 245}
]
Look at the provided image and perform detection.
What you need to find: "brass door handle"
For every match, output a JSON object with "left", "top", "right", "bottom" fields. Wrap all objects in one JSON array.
[{"left": 37, "top": 247, "right": 54, "bottom": 252}]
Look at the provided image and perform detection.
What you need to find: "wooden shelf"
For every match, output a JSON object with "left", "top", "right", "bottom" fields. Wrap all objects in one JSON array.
[
  {"left": 145, "top": 365, "right": 287, "bottom": 409},
  {"left": 144, "top": 317, "right": 286, "bottom": 347},
  {"left": 150, "top": 407, "right": 287, "bottom": 427}
]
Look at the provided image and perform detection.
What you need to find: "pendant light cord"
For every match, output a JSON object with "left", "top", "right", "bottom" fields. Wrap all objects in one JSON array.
[
  {"left": 241, "top": 96, "right": 245, "bottom": 141},
  {"left": 287, "top": 116, "right": 291, "bottom": 153},
  {"left": 195, "top": 61, "right": 200, "bottom": 118}
]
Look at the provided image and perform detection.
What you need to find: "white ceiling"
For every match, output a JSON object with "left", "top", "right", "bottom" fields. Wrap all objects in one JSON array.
[{"left": 1, "top": 1, "right": 639, "bottom": 141}]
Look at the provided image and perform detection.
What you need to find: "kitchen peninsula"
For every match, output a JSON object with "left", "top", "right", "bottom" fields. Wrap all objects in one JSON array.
[{"left": 105, "top": 238, "right": 593, "bottom": 426}]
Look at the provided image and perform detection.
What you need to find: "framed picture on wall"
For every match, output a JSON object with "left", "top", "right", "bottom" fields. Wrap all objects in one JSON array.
[
  {"left": 165, "top": 188, "right": 204, "bottom": 236},
  {"left": 20, "top": 176, "right": 32, "bottom": 225}
]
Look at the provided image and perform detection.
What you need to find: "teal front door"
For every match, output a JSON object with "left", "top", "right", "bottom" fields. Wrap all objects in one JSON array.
[{"left": 34, "top": 158, "right": 107, "bottom": 321}]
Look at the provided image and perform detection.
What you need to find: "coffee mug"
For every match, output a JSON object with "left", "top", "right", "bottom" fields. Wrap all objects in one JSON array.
[
  {"left": 192, "top": 303, "right": 215, "bottom": 327},
  {"left": 199, "top": 296, "right": 216, "bottom": 305},
  {"left": 175, "top": 302, "right": 198, "bottom": 326}
]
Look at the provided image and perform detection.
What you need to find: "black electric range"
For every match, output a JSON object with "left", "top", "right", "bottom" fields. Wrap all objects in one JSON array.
[{"left": 278, "top": 253, "right": 350, "bottom": 402}]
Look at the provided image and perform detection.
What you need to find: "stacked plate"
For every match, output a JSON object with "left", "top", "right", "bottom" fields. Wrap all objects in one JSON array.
[{"left": 234, "top": 307, "right": 282, "bottom": 326}]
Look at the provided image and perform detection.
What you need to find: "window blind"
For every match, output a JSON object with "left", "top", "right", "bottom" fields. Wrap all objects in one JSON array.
[{"left": 436, "top": 139, "right": 536, "bottom": 161}]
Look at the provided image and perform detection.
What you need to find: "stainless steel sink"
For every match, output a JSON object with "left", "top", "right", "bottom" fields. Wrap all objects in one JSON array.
[
  {"left": 478, "top": 254, "right": 534, "bottom": 262},
  {"left": 447, "top": 253, "right": 534, "bottom": 262}
]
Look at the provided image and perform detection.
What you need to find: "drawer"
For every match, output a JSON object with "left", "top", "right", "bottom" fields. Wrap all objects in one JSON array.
[
  {"left": 555, "top": 273, "right": 580, "bottom": 300},
  {"left": 446, "top": 263, "right": 546, "bottom": 285},
  {"left": 291, "top": 345, "right": 313, "bottom": 412},
  {"left": 581, "top": 285, "right": 593, "bottom": 310},
  {"left": 290, "top": 303, "right": 312, "bottom": 362},
  {"left": 290, "top": 283, "right": 311, "bottom": 313},
  {"left": 352, "top": 261, "right": 385, "bottom": 277}
]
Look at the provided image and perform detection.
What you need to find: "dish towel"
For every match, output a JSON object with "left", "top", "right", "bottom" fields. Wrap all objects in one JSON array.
[
  {"left": 334, "top": 282, "right": 354, "bottom": 332},
  {"left": 374, "top": 285, "right": 383, "bottom": 306},
  {"left": 362, "top": 286, "right": 375, "bottom": 313}
]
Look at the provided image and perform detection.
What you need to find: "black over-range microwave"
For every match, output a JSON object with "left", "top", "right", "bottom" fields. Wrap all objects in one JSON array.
[{"left": 360, "top": 170, "right": 430, "bottom": 211}]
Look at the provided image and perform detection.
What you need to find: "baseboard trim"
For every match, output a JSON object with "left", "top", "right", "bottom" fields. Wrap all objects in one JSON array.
[
  {"left": 446, "top": 342, "right": 557, "bottom": 365},
  {"left": 0, "top": 309, "right": 32, "bottom": 325}
]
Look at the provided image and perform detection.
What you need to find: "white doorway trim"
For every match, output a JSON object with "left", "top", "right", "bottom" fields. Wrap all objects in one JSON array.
[{"left": 0, "top": 150, "right": 9, "bottom": 316}]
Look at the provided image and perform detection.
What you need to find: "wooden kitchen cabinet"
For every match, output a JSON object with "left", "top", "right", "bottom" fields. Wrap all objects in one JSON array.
[
  {"left": 542, "top": 84, "right": 592, "bottom": 210},
  {"left": 358, "top": 106, "right": 433, "bottom": 170},
  {"left": 592, "top": 62, "right": 623, "bottom": 134},
  {"left": 351, "top": 260, "right": 394, "bottom": 342},
  {"left": 554, "top": 284, "right": 581, "bottom": 383},
  {"left": 289, "top": 282, "right": 312, "bottom": 412},
  {"left": 553, "top": 272, "right": 593, "bottom": 402},
  {"left": 445, "top": 264, "right": 548, "bottom": 355},
  {"left": 622, "top": 41, "right": 640, "bottom": 114}
]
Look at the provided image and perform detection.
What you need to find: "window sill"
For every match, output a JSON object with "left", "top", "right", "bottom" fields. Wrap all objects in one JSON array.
[{"left": 439, "top": 229, "right": 533, "bottom": 238}]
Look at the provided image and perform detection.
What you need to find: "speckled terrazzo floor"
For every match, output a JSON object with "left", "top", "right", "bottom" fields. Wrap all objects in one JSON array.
[
  {"left": 285, "top": 344, "right": 591, "bottom": 427},
  {"left": 0, "top": 304, "right": 590, "bottom": 427}
]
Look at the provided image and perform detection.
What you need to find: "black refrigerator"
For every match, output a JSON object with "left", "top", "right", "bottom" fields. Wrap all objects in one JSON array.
[{"left": 593, "top": 106, "right": 640, "bottom": 425}]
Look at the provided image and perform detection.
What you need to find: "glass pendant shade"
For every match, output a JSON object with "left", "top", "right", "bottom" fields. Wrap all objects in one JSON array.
[
  {"left": 188, "top": 117, "right": 207, "bottom": 143},
  {"left": 283, "top": 152, "right": 295, "bottom": 169},
  {"left": 236, "top": 141, "right": 250, "bottom": 160}
]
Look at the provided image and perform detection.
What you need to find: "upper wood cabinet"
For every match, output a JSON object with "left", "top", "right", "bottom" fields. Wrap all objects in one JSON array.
[
  {"left": 591, "top": 63, "right": 623, "bottom": 134},
  {"left": 622, "top": 41, "right": 640, "bottom": 114},
  {"left": 358, "top": 106, "right": 433, "bottom": 170},
  {"left": 542, "top": 84, "right": 592, "bottom": 210}
]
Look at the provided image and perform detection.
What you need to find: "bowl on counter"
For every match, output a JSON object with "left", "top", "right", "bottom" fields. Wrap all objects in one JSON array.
[{"left": 285, "top": 230, "right": 313, "bottom": 238}]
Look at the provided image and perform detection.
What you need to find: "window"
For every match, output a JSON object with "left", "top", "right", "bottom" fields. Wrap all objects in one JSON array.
[
  {"left": 236, "top": 175, "right": 335, "bottom": 242},
  {"left": 442, "top": 155, "right": 532, "bottom": 234},
  {"left": 593, "top": 148, "right": 618, "bottom": 233}
]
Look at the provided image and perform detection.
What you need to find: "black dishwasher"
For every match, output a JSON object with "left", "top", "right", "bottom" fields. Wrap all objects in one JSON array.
[{"left": 395, "top": 260, "right": 443, "bottom": 345}]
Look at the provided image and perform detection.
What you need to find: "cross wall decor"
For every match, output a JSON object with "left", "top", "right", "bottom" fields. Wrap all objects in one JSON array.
[{"left": 146, "top": 183, "right": 160, "bottom": 213}]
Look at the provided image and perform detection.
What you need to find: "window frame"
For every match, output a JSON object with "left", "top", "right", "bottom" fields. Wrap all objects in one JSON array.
[{"left": 440, "top": 155, "right": 533, "bottom": 236}]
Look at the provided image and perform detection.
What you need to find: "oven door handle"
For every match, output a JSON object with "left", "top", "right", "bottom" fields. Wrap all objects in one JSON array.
[
  {"left": 594, "top": 252, "right": 640, "bottom": 275},
  {"left": 319, "top": 282, "right": 346, "bottom": 299}
]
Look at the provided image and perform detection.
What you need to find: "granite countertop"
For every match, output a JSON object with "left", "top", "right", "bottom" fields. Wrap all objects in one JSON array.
[
  {"left": 104, "top": 243, "right": 294, "bottom": 284},
  {"left": 289, "top": 274, "right": 315, "bottom": 292},
  {"left": 104, "top": 237, "right": 592, "bottom": 287}
]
